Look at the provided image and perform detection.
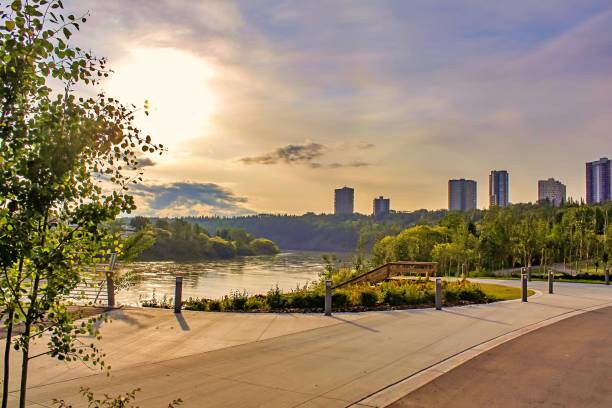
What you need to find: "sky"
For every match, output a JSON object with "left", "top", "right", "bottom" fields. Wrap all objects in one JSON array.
[{"left": 65, "top": 0, "right": 612, "bottom": 216}]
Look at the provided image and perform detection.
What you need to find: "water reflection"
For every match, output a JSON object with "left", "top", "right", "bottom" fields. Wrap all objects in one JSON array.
[{"left": 116, "top": 251, "right": 350, "bottom": 306}]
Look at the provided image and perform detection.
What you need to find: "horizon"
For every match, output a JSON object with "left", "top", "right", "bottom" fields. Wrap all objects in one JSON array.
[{"left": 66, "top": 0, "right": 612, "bottom": 216}]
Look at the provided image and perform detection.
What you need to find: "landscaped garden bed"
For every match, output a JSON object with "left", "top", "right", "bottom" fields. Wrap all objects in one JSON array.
[{"left": 141, "top": 279, "right": 530, "bottom": 313}]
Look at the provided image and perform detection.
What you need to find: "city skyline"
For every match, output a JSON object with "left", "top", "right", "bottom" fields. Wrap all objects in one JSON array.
[{"left": 63, "top": 0, "right": 612, "bottom": 216}]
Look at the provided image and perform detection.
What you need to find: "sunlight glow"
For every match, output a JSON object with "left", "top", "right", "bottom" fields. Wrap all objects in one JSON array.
[{"left": 106, "top": 47, "right": 217, "bottom": 151}]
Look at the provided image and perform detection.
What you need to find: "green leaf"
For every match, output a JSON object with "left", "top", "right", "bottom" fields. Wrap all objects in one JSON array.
[
  {"left": 5, "top": 20, "right": 15, "bottom": 31},
  {"left": 63, "top": 27, "right": 71, "bottom": 39}
]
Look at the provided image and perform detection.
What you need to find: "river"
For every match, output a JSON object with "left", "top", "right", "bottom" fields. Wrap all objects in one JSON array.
[{"left": 116, "top": 251, "right": 352, "bottom": 306}]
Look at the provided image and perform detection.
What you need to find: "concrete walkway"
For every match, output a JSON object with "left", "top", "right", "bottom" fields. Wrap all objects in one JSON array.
[
  {"left": 389, "top": 304, "right": 612, "bottom": 408},
  {"left": 5, "top": 279, "right": 612, "bottom": 407}
]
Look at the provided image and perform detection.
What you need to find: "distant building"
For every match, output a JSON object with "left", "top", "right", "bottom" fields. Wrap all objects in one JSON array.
[
  {"left": 373, "top": 196, "right": 391, "bottom": 218},
  {"left": 334, "top": 187, "right": 354, "bottom": 214},
  {"left": 586, "top": 157, "right": 611, "bottom": 204},
  {"left": 448, "top": 179, "right": 477, "bottom": 211},
  {"left": 538, "top": 178, "right": 566, "bottom": 207},
  {"left": 489, "top": 170, "right": 509, "bottom": 208}
]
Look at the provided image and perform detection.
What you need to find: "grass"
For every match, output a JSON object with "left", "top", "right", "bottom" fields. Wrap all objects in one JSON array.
[
  {"left": 481, "top": 275, "right": 608, "bottom": 285},
  {"left": 478, "top": 283, "right": 534, "bottom": 301}
]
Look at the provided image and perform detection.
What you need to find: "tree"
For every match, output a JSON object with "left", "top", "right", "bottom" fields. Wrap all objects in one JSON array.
[
  {"left": 0, "top": 1, "right": 161, "bottom": 406},
  {"left": 250, "top": 238, "right": 280, "bottom": 255}
]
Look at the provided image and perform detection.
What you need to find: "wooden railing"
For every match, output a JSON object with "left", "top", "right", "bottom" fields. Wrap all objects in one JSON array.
[{"left": 333, "top": 261, "right": 437, "bottom": 289}]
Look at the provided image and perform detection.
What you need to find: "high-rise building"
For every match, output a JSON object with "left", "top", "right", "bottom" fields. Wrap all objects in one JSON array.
[
  {"left": 373, "top": 196, "right": 390, "bottom": 218},
  {"left": 334, "top": 187, "right": 354, "bottom": 214},
  {"left": 489, "top": 170, "right": 509, "bottom": 208},
  {"left": 538, "top": 178, "right": 566, "bottom": 207},
  {"left": 586, "top": 158, "right": 611, "bottom": 204},
  {"left": 448, "top": 179, "right": 477, "bottom": 211}
]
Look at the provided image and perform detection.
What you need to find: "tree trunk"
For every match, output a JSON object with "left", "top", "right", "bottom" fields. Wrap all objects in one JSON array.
[
  {"left": 18, "top": 322, "right": 31, "bottom": 408},
  {"left": 2, "top": 307, "right": 14, "bottom": 408}
]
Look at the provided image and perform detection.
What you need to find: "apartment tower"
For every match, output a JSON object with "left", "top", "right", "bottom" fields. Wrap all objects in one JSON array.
[
  {"left": 538, "top": 178, "right": 566, "bottom": 207},
  {"left": 373, "top": 196, "right": 391, "bottom": 218},
  {"left": 586, "top": 158, "right": 611, "bottom": 204},
  {"left": 489, "top": 170, "right": 509, "bottom": 208},
  {"left": 334, "top": 187, "right": 355, "bottom": 215},
  {"left": 448, "top": 179, "right": 477, "bottom": 211}
]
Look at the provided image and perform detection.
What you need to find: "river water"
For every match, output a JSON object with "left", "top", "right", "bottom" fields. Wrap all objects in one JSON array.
[{"left": 116, "top": 251, "right": 352, "bottom": 306}]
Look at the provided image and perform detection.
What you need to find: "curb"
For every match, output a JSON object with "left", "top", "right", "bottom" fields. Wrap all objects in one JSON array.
[{"left": 350, "top": 299, "right": 612, "bottom": 408}]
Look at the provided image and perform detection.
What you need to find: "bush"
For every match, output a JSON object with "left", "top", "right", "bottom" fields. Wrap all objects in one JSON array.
[
  {"left": 380, "top": 283, "right": 405, "bottom": 306},
  {"left": 208, "top": 300, "right": 221, "bottom": 311},
  {"left": 244, "top": 296, "right": 266, "bottom": 311},
  {"left": 266, "top": 285, "right": 286, "bottom": 310},
  {"left": 358, "top": 287, "right": 379, "bottom": 307},
  {"left": 287, "top": 292, "right": 307, "bottom": 309},
  {"left": 458, "top": 284, "right": 486, "bottom": 302},
  {"left": 183, "top": 297, "right": 207, "bottom": 311},
  {"left": 222, "top": 290, "right": 249, "bottom": 311},
  {"left": 443, "top": 282, "right": 486, "bottom": 304},
  {"left": 332, "top": 291, "right": 349, "bottom": 308},
  {"left": 304, "top": 292, "right": 325, "bottom": 308}
]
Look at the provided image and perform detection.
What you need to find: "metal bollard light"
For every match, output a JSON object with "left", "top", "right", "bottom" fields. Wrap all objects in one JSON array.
[
  {"left": 548, "top": 270, "right": 554, "bottom": 294},
  {"left": 106, "top": 272, "right": 115, "bottom": 309},
  {"left": 435, "top": 277, "right": 442, "bottom": 310},
  {"left": 527, "top": 263, "right": 532, "bottom": 282},
  {"left": 174, "top": 276, "right": 183, "bottom": 314},
  {"left": 521, "top": 273, "right": 528, "bottom": 302},
  {"left": 605, "top": 266, "right": 610, "bottom": 286},
  {"left": 324, "top": 280, "right": 332, "bottom": 316}
]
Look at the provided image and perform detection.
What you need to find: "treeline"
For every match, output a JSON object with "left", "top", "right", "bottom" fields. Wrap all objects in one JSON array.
[
  {"left": 370, "top": 203, "right": 612, "bottom": 274},
  {"left": 182, "top": 210, "right": 451, "bottom": 252},
  {"left": 124, "top": 217, "right": 280, "bottom": 261}
]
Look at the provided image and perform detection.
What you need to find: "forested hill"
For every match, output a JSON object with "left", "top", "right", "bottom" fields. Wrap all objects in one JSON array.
[{"left": 183, "top": 210, "right": 453, "bottom": 252}]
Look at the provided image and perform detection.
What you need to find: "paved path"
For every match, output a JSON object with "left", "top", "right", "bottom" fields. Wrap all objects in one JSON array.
[
  {"left": 389, "top": 304, "right": 612, "bottom": 408},
  {"left": 4, "top": 280, "right": 612, "bottom": 407}
]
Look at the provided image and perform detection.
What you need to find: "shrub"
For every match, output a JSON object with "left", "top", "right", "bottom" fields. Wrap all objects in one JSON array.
[
  {"left": 358, "top": 287, "right": 379, "bottom": 307},
  {"left": 305, "top": 292, "right": 325, "bottom": 308},
  {"left": 287, "top": 292, "right": 308, "bottom": 309},
  {"left": 380, "top": 283, "right": 405, "bottom": 306},
  {"left": 244, "top": 296, "right": 266, "bottom": 311},
  {"left": 332, "top": 291, "right": 349, "bottom": 308},
  {"left": 208, "top": 300, "right": 221, "bottom": 312},
  {"left": 266, "top": 285, "right": 285, "bottom": 310},
  {"left": 402, "top": 285, "right": 422, "bottom": 304},
  {"left": 183, "top": 297, "right": 207, "bottom": 311},
  {"left": 458, "top": 284, "right": 486, "bottom": 302},
  {"left": 222, "top": 290, "right": 249, "bottom": 311}
]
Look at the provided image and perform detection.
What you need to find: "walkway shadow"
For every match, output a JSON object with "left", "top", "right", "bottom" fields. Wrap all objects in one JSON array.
[
  {"left": 104, "top": 308, "right": 148, "bottom": 329},
  {"left": 175, "top": 313, "right": 190, "bottom": 331},
  {"left": 331, "top": 316, "right": 379, "bottom": 333},
  {"left": 443, "top": 309, "right": 510, "bottom": 325}
]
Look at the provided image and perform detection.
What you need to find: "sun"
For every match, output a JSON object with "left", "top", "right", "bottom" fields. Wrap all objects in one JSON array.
[{"left": 105, "top": 47, "right": 217, "bottom": 151}]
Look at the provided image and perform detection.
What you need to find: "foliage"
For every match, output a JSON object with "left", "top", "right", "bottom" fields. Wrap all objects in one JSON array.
[
  {"left": 53, "top": 387, "right": 182, "bottom": 408},
  {"left": 0, "top": 1, "right": 161, "bottom": 407},
  {"left": 152, "top": 210, "right": 451, "bottom": 252},
  {"left": 145, "top": 279, "right": 513, "bottom": 312},
  {"left": 127, "top": 218, "right": 280, "bottom": 260},
  {"left": 370, "top": 203, "right": 612, "bottom": 275}
]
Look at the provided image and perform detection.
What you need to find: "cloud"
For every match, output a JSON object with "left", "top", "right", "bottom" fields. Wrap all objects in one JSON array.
[
  {"left": 133, "top": 157, "right": 157, "bottom": 169},
  {"left": 357, "top": 143, "right": 375, "bottom": 150},
  {"left": 328, "top": 161, "right": 372, "bottom": 169},
  {"left": 132, "top": 182, "right": 254, "bottom": 216},
  {"left": 241, "top": 142, "right": 375, "bottom": 169},
  {"left": 241, "top": 142, "right": 326, "bottom": 165}
]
